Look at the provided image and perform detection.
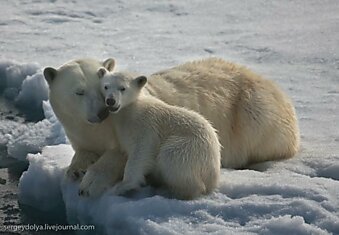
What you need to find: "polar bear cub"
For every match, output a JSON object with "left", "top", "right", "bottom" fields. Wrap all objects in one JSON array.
[{"left": 97, "top": 68, "right": 221, "bottom": 199}]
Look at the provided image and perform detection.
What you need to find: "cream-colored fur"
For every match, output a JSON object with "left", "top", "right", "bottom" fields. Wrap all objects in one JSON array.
[
  {"left": 99, "top": 70, "right": 221, "bottom": 199},
  {"left": 43, "top": 57, "right": 299, "bottom": 198},
  {"left": 147, "top": 58, "right": 300, "bottom": 168},
  {"left": 44, "top": 58, "right": 126, "bottom": 197}
]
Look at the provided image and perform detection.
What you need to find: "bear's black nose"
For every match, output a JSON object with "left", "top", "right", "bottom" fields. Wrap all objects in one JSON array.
[{"left": 106, "top": 98, "right": 116, "bottom": 106}]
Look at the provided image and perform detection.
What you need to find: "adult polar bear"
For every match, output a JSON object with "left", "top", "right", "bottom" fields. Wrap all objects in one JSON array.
[{"left": 43, "top": 57, "right": 300, "bottom": 197}]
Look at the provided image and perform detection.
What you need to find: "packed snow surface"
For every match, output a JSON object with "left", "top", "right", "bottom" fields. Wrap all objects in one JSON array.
[
  {"left": 0, "top": 0, "right": 338, "bottom": 234},
  {"left": 19, "top": 145, "right": 339, "bottom": 234}
]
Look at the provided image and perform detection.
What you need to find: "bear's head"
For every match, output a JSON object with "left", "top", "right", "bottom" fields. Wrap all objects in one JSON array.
[
  {"left": 97, "top": 67, "right": 147, "bottom": 113},
  {"left": 43, "top": 58, "right": 115, "bottom": 124}
]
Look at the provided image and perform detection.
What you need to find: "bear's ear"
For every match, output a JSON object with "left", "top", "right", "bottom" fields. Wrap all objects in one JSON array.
[
  {"left": 43, "top": 67, "right": 58, "bottom": 85},
  {"left": 103, "top": 58, "right": 115, "bottom": 72},
  {"left": 97, "top": 67, "right": 107, "bottom": 79},
  {"left": 135, "top": 76, "right": 147, "bottom": 88}
]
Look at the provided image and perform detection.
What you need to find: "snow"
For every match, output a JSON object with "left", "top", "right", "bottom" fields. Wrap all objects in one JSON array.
[
  {"left": 0, "top": 0, "right": 338, "bottom": 234},
  {"left": 0, "top": 61, "right": 45, "bottom": 120},
  {"left": 1, "top": 101, "right": 66, "bottom": 161},
  {"left": 15, "top": 72, "right": 49, "bottom": 117},
  {"left": 18, "top": 145, "right": 73, "bottom": 211},
  {"left": 18, "top": 145, "right": 339, "bottom": 234},
  {"left": 0, "top": 61, "right": 66, "bottom": 161}
]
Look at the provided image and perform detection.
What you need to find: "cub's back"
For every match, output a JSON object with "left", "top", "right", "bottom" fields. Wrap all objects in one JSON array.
[{"left": 125, "top": 95, "right": 217, "bottom": 139}]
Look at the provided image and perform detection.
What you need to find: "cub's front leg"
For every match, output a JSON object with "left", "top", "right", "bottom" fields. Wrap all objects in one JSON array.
[
  {"left": 66, "top": 150, "right": 100, "bottom": 181},
  {"left": 112, "top": 148, "right": 154, "bottom": 196}
]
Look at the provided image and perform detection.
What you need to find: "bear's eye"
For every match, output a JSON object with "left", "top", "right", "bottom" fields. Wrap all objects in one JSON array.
[
  {"left": 75, "top": 90, "right": 85, "bottom": 96},
  {"left": 119, "top": 87, "right": 126, "bottom": 92},
  {"left": 104, "top": 85, "right": 108, "bottom": 90}
]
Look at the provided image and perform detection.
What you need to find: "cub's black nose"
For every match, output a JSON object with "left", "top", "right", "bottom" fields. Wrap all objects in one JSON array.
[{"left": 106, "top": 98, "right": 116, "bottom": 106}]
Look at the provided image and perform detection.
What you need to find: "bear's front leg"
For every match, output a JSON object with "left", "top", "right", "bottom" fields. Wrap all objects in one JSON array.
[
  {"left": 79, "top": 149, "right": 127, "bottom": 197},
  {"left": 66, "top": 150, "right": 100, "bottom": 181}
]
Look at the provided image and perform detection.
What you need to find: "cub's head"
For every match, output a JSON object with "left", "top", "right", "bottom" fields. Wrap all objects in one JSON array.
[{"left": 97, "top": 67, "right": 147, "bottom": 113}]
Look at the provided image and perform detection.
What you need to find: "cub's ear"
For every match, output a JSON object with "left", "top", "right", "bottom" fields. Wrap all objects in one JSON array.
[
  {"left": 103, "top": 58, "right": 115, "bottom": 71},
  {"left": 135, "top": 76, "right": 147, "bottom": 88},
  {"left": 97, "top": 67, "right": 107, "bottom": 79},
  {"left": 43, "top": 67, "right": 58, "bottom": 85}
]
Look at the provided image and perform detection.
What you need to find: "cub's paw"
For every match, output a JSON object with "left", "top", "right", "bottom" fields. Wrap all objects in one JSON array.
[
  {"left": 78, "top": 169, "right": 114, "bottom": 197},
  {"left": 66, "top": 166, "right": 86, "bottom": 181},
  {"left": 111, "top": 180, "right": 145, "bottom": 196}
]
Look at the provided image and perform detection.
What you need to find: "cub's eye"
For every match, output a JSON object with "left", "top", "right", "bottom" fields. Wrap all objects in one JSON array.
[
  {"left": 104, "top": 85, "right": 108, "bottom": 90},
  {"left": 75, "top": 90, "right": 85, "bottom": 96},
  {"left": 119, "top": 87, "right": 126, "bottom": 92}
]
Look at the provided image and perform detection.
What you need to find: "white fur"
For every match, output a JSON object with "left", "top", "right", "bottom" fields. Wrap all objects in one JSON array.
[
  {"left": 44, "top": 58, "right": 299, "bottom": 198},
  {"left": 147, "top": 58, "right": 300, "bottom": 168},
  {"left": 44, "top": 58, "right": 125, "bottom": 197},
  {"left": 100, "top": 71, "right": 221, "bottom": 199}
]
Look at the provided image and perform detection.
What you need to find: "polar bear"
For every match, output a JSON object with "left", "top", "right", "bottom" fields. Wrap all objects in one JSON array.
[
  {"left": 43, "top": 57, "right": 299, "bottom": 197},
  {"left": 97, "top": 68, "right": 221, "bottom": 199},
  {"left": 44, "top": 58, "right": 127, "bottom": 196},
  {"left": 147, "top": 59, "right": 300, "bottom": 168}
]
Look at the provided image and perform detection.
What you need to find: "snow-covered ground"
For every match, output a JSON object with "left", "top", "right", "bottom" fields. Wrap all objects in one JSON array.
[{"left": 0, "top": 0, "right": 338, "bottom": 234}]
